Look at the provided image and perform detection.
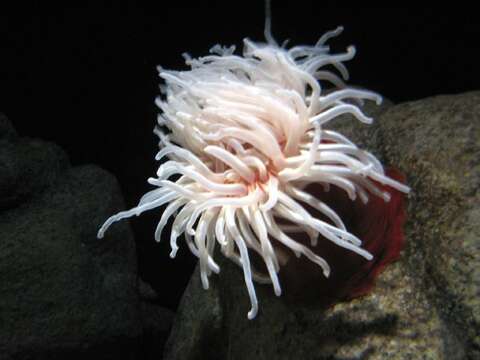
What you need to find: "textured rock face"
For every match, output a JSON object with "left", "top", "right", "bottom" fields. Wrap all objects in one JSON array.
[
  {"left": 164, "top": 92, "right": 480, "bottom": 360},
  {"left": 0, "top": 115, "right": 173, "bottom": 359},
  {"left": 375, "top": 92, "right": 480, "bottom": 359}
]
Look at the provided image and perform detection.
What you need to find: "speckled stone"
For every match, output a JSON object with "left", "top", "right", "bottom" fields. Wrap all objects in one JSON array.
[
  {"left": 166, "top": 257, "right": 455, "bottom": 360},
  {"left": 0, "top": 114, "right": 69, "bottom": 210},
  {"left": 164, "top": 91, "right": 480, "bottom": 360},
  {"left": 0, "top": 114, "right": 173, "bottom": 359},
  {"left": 375, "top": 91, "right": 480, "bottom": 360}
]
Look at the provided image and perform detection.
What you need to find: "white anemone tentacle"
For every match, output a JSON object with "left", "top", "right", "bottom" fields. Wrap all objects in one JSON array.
[{"left": 98, "top": 25, "right": 410, "bottom": 320}]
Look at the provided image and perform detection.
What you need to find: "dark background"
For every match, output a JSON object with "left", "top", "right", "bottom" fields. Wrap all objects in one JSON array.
[{"left": 1, "top": 3, "right": 478, "bottom": 310}]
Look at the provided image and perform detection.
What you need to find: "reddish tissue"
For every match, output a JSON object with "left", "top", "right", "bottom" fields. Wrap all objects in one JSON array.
[{"left": 278, "top": 168, "right": 408, "bottom": 308}]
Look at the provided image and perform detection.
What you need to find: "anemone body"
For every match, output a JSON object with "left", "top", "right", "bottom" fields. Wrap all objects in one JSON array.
[{"left": 98, "top": 27, "right": 410, "bottom": 320}]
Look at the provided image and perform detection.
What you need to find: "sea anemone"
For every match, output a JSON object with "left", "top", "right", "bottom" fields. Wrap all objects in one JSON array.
[{"left": 97, "top": 25, "right": 410, "bottom": 319}]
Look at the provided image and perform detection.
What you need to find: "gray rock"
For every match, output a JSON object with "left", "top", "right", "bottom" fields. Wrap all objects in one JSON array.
[
  {"left": 164, "top": 256, "right": 451, "bottom": 360},
  {"left": 0, "top": 138, "right": 69, "bottom": 210},
  {"left": 0, "top": 113, "right": 17, "bottom": 140},
  {"left": 163, "top": 264, "right": 224, "bottom": 360},
  {"left": 139, "top": 278, "right": 161, "bottom": 302},
  {"left": 0, "top": 116, "right": 144, "bottom": 359},
  {"left": 375, "top": 91, "right": 480, "bottom": 359},
  {"left": 164, "top": 92, "right": 480, "bottom": 359},
  {"left": 140, "top": 300, "right": 175, "bottom": 360},
  {"left": 137, "top": 279, "right": 175, "bottom": 359}
]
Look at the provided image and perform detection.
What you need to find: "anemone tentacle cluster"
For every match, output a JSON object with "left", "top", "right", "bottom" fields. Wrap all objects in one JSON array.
[{"left": 98, "top": 27, "right": 410, "bottom": 319}]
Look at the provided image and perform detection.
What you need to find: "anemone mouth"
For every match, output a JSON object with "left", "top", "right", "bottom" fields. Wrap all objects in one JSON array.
[{"left": 97, "top": 27, "right": 410, "bottom": 320}]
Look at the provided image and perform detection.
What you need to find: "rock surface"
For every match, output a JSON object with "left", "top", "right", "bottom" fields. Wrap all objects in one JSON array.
[
  {"left": 164, "top": 92, "right": 480, "bottom": 360},
  {"left": 0, "top": 114, "right": 173, "bottom": 359},
  {"left": 375, "top": 92, "right": 480, "bottom": 359},
  {"left": 138, "top": 280, "right": 176, "bottom": 360}
]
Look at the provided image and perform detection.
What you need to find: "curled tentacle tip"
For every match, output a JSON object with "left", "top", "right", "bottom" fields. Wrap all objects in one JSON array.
[
  {"left": 247, "top": 309, "right": 258, "bottom": 320},
  {"left": 364, "top": 116, "right": 374, "bottom": 124}
]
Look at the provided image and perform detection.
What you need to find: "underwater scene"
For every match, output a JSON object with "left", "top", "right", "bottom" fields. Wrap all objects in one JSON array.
[{"left": 1, "top": 3, "right": 479, "bottom": 359}]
